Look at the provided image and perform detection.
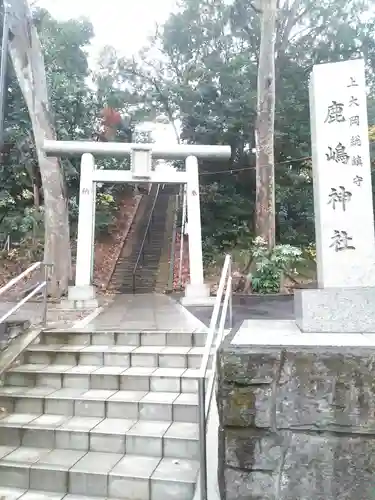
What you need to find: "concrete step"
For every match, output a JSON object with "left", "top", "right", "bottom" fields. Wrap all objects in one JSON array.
[
  {"left": 6, "top": 364, "right": 204, "bottom": 393},
  {"left": 0, "top": 446, "right": 199, "bottom": 498},
  {"left": 0, "top": 315, "right": 203, "bottom": 499},
  {"left": 40, "top": 329, "right": 207, "bottom": 348},
  {"left": 0, "top": 414, "right": 199, "bottom": 459},
  {"left": 21, "top": 345, "right": 205, "bottom": 369},
  {"left": 0, "top": 486, "right": 68, "bottom": 499},
  {"left": 0, "top": 387, "right": 199, "bottom": 422}
]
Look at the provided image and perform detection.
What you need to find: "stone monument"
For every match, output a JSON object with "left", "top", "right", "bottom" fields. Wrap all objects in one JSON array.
[
  {"left": 295, "top": 58, "right": 375, "bottom": 332},
  {"left": 216, "top": 59, "right": 375, "bottom": 500}
]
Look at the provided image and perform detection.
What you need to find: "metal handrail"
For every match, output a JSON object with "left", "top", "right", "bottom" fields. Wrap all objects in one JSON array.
[
  {"left": 167, "top": 192, "right": 179, "bottom": 291},
  {"left": 132, "top": 185, "right": 161, "bottom": 292},
  {"left": 178, "top": 184, "right": 187, "bottom": 288},
  {"left": 0, "top": 262, "right": 50, "bottom": 327},
  {"left": 195, "top": 254, "right": 233, "bottom": 500}
]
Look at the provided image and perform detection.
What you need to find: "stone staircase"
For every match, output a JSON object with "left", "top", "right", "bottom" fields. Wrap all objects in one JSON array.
[
  {"left": 109, "top": 186, "right": 158, "bottom": 293},
  {"left": 0, "top": 326, "right": 208, "bottom": 499},
  {"left": 110, "top": 185, "right": 178, "bottom": 294}
]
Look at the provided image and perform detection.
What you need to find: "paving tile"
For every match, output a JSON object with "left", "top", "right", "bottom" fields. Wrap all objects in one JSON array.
[
  {"left": 46, "top": 389, "right": 85, "bottom": 399},
  {"left": 19, "top": 492, "right": 65, "bottom": 499},
  {"left": 80, "top": 345, "right": 110, "bottom": 352},
  {"left": 166, "top": 332, "right": 194, "bottom": 347},
  {"left": 0, "top": 387, "right": 27, "bottom": 396},
  {"left": 63, "top": 495, "right": 103, "bottom": 500},
  {"left": 163, "top": 424, "right": 199, "bottom": 460},
  {"left": 80, "top": 390, "right": 116, "bottom": 400},
  {"left": 189, "top": 347, "right": 205, "bottom": 356},
  {"left": 21, "top": 428, "right": 54, "bottom": 449},
  {"left": 2, "top": 447, "right": 50, "bottom": 465},
  {"left": 127, "top": 420, "right": 170, "bottom": 438},
  {"left": 22, "top": 388, "right": 56, "bottom": 397},
  {"left": 58, "top": 345, "right": 85, "bottom": 352},
  {"left": 55, "top": 431, "right": 88, "bottom": 452},
  {"left": 0, "top": 414, "right": 40, "bottom": 427},
  {"left": 108, "top": 346, "right": 136, "bottom": 353},
  {"left": 0, "top": 487, "right": 26, "bottom": 499},
  {"left": 28, "top": 345, "right": 61, "bottom": 351},
  {"left": 32, "top": 449, "right": 85, "bottom": 470},
  {"left": 173, "top": 394, "right": 199, "bottom": 422},
  {"left": 174, "top": 393, "right": 198, "bottom": 406},
  {"left": 28, "top": 415, "right": 68, "bottom": 429},
  {"left": 91, "top": 418, "right": 135, "bottom": 435},
  {"left": 161, "top": 347, "right": 190, "bottom": 355},
  {"left": 70, "top": 451, "right": 122, "bottom": 474},
  {"left": 132, "top": 346, "right": 163, "bottom": 354},
  {"left": 141, "top": 392, "right": 179, "bottom": 404},
  {"left": 58, "top": 417, "right": 103, "bottom": 432},
  {"left": 10, "top": 365, "right": 47, "bottom": 372},
  {"left": 41, "top": 365, "right": 73, "bottom": 373},
  {"left": 116, "top": 332, "right": 140, "bottom": 346},
  {"left": 140, "top": 332, "right": 166, "bottom": 346},
  {"left": 180, "top": 369, "right": 200, "bottom": 392},
  {"left": 181, "top": 369, "right": 200, "bottom": 378},
  {"left": 121, "top": 367, "right": 156, "bottom": 376},
  {"left": 108, "top": 391, "right": 147, "bottom": 402},
  {"left": 0, "top": 446, "right": 17, "bottom": 459},
  {"left": 152, "top": 368, "right": 186, "bottom": 378},
  {"left": 92, "top": 366, "right": 127, "bottom": 375},
  {"left": 164, "top": 422, "right": 198, "bottom": 440},
  {"left": 110, "top": 454, "right": 160, "bottom": 478},
  {"left": 65, "top": 366, "right": 97, "bottom": 374},
  {"left": 152, "top": 457, "right": 199, "bottom": 483}
]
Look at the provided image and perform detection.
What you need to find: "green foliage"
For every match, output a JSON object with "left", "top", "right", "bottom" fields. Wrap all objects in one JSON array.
[
  {"left": 200, "top": 182, "right": 252, "bottom": 264},
  {"left": 247, "top": 237, "right": 303, "bottom": 294},
  {"left": 0, "top": 6, "right": 127, "bottom": 250},
  {"left": 95, "top": 192, "right": 118, "bottom": 235},
  {"left": 112, "top": 0, "right": 375, "bottom": 260},
  {"left": 2, "top": 0, "right": 375, "bottom": 275}
]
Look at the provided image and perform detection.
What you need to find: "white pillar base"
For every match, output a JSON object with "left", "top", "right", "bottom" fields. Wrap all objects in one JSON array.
[
  {"left": 181, "top": 283, "right": 215, "bottom": 306},
  {"left": 63, "top": 285, "right": 99, "bottom": 310}
]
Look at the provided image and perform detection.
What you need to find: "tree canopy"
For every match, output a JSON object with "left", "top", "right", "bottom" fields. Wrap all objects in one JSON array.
[
  {"left": 1, "top": 0, "right": 375, "bottom": 270},
  {"left": 111, "top": 0, "right": 375, "bottom": 260}
]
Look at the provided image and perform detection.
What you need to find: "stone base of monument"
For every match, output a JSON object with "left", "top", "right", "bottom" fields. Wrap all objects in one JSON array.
[
  {"left": 294, "top": 287, "right": 375, "bottom": 332},
  {"left": 217, "top": 319, "right": 375, "bottom": 500},
  {"left": 64, "top": 285, "right": 99, "bottom": 309},
  {"left": 180, "top": 283, "right": 216, "bottom": 306}
]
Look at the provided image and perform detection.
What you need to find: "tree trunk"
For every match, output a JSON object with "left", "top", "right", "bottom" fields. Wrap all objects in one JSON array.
[
  {"left": 6, "top": 0, "right": 71, "bottom": 297},
  {"left": 255, "top": 0, "right": 277, "bottom": 248}
]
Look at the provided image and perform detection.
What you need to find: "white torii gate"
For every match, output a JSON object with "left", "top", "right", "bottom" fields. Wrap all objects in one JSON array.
[{"left": 43, "top": 140, "right": 231, "bottom": 307}]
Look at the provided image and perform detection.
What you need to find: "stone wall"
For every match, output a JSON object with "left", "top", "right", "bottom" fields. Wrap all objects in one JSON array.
[{"left": 217, "top": 330, "right": 375, "bottom": 499}]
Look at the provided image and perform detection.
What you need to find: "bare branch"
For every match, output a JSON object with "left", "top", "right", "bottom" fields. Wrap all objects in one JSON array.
[
  {"left": 123, "top": 62, "right": 180, "bottom": 144},
  {"left": 250, "top": 2, "right": 262, "bottom": 14}
]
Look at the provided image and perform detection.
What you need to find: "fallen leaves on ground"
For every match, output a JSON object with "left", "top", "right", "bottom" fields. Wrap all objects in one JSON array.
[
  {"left": 93, "top": 194, "right": 140, "bottom": 292},
  {"left": 172, "top": 232, "right": 190, "bottom": 290}
]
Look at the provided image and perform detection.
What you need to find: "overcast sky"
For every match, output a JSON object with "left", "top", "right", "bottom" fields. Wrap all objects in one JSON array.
[
  {"left": 36, "top": 0, "right": 179, "bottom": 142},
  {"left": 37, "top": 0, "right": 177, "bottom": 58}
]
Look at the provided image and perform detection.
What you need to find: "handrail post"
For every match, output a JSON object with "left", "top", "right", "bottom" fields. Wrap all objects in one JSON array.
[
  {"left": 228, "top": 257, "right": 233, "bottom": 329},
  {"left": 178, "top": 184, "right": 187, "bottom": 288},
  {"left": 167, "top": 193, "right": 179, "bottom": 291},
  {"left": 198, "top": 377, "right": 207, "bottom": 500},
  {"left": 197, "top": 254, "right": 233, "bottom": 500},
  {"left": 42, "top": 263, "right": 49, "bottom": 327},
  {"left": 132, "top": 185, "right": 160, "bottom": 293}
]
